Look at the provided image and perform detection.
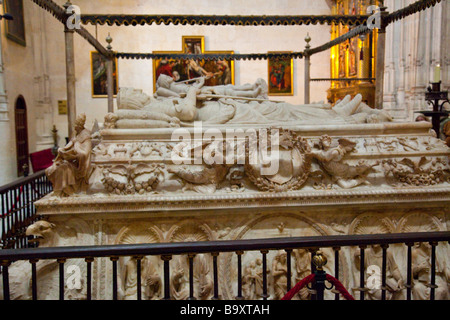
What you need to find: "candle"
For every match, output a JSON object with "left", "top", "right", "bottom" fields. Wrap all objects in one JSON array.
[{"left": 434, "top": 64, "right": 441, "bottom": 83}]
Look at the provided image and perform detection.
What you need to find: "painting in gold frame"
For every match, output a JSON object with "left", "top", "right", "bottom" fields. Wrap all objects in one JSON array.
[
  {"left": 3, "top": 0, "right": 26, "bottom": 46},
  {"left": 267, "top": 52, "right": 294, "bottom": 96},
  {"left": 91, "top": 51, "right": 119, "bottom": 98},
  {"left": 153, "top": 36, "right": 234, "bottom": 92}
]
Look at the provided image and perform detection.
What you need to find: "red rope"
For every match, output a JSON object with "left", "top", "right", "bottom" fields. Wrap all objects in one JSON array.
[
  {"left": 281, "top": 273, "right": 355, "bottom": 300},
  {"left": 281, "top": 274, "right": 315, "bottom": 300},
  {"left": 325, "top": 274, "right": 355, "bottom": 300}
]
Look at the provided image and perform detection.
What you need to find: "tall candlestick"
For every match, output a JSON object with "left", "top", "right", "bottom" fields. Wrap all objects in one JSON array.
[{"left": 434, "top": 64, "right": 441, "bottom": 83}]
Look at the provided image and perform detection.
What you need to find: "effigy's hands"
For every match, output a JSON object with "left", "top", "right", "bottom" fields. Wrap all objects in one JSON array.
[{"left": 169, "top": 117, "right": 181, "bottom": 127}]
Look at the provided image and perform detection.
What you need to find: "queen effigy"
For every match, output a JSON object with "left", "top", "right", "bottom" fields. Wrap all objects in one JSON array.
[{"left": 7, "top": 76, "right": 449, "bottom": 300}]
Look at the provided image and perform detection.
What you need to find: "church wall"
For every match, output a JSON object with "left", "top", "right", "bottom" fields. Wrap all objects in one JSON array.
[{"left": 0, "top": 0, "right": 59, "bottom": 184}]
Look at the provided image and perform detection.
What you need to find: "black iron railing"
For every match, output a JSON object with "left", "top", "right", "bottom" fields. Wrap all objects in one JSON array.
[
  {"left": 0, "top": 171, "right": 52, "bottom": 249},
  {"left": 1, "top": 231, "right": 448, "bottom": 300}
]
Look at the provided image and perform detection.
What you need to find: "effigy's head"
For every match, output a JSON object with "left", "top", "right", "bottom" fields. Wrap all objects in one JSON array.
[
  {"left": 156, "top": 74, "right": 174, "bottom": 89},
  {"left": 117, "top": 87, "right": 152, "bottom": 110},
  {"left": 74, "top": 113, "right": 86, "bottom": 133}
]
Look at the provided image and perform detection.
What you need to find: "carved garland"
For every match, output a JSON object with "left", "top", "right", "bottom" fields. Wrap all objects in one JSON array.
[{"left": 102, "top": 163, "right": 164, "bottom": 195}]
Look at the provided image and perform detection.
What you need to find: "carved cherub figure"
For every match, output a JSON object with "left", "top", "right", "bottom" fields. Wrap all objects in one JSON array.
[{"left": 311, "top": 135, "right": 375, "bottom": 189}]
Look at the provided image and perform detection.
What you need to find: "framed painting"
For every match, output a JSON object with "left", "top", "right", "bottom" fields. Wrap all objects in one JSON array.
[
  {"left": 3, "top": 0, "right": 26, "bottom": 46},
  {"left": 348, "top": 36, "right": 358, "bottom": 77},
  {"left": 153, "top": 36, "right": 234, "bottom": 92},
  {"left": 267, "top": 52, "right": 293, "bottom": 96},
  {"left": 91, "top": 51, "right": 119, "bottom": 98}
]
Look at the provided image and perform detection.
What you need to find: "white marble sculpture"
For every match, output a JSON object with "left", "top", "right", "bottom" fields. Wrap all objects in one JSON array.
[
  {"left": 109, "top": 78, "right": 392, "bottom": 128},
  {"left": 354, "top": 244, "right": 404, "bottom": 300},
  {"left": 46, "top": 114, "right": 92, "bottom": 196}
]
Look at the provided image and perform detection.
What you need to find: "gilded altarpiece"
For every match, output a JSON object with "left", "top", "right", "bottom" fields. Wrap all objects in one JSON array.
[{"left": 328, "top": 0, "right": 381, "bottom": 107}]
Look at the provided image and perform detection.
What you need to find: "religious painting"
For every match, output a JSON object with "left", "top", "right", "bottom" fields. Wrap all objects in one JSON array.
[
  {"left": 3, "top": 0, "right": 26, "bottom": 46},
  {"left": 153, "top": 36, "right": 234, "bottom": 92},
  {"left": 90, "top": 51, "right": 119, "bottom": 98},
  {"left": 348, "top": 37, "right": 358, "bottom": 77},
  {"left": 338, "top": 43, "right": 347, "bottom": 78},
  {"left": 267, "top": 52, "right": 293, "bottom": 96}
]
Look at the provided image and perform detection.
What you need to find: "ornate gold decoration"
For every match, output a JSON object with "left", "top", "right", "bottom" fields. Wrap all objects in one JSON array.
[{"left": 312, "top": 250, "right": 328, "bottom": 271}]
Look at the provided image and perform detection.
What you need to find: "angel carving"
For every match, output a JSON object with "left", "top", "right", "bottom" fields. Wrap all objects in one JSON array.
[{"left": 311, "top": 135, "right": 375, "bottom": 189}]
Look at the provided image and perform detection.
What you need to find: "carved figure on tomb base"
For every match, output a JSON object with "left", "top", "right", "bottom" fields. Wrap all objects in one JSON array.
[
  {"left": 272, "top": 251, "right": 288, "bottom": 300},
  {"left": 119, "top": 257, "right": 162, "bottom": 300},
  {"left": 46, "top": 114, "right": 92, "bottom": 197},
  {"left": 242, "top": 262, "right": 256, "bottom": 299},
  {"left": 143, "top": 259, "right": 162, "bottom": 299},
  {"left": 354, "top": 245, "right": 404, "bottom": 300},
  {"left": 120, "top": 257, "right": 141, "bottom": 300},
  {"left": 311, "top": 135, "right": 375, "bottom": 189},
  {"left": 170, "top": 254, "right": 213, "bottom": 300},
  {"left": 171, "top": 257, "right": 189, "bottom": 300},
  {"left": 194, "top": 254, "right": 214, "bottom": 299},
  {"left": 293, "top": 249, "right": 312, "bottom": 300},
  {"left": 412, "top": 242, "right": 449, "bottom": 300},
  {"left": 242, "top": 258, "right": 268, "bottom": 300}
]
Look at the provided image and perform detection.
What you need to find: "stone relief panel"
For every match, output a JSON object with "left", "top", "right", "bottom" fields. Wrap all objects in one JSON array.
[
  {"left": 167, "top": 221, "right": 215, "bottom": 300},
  {"left": 113, "top": 223, "right": 163, "bottom": 300},
  {"left": 349, "top": 213, "right": 400, "bottom": 300},
  {"left": 348, "top": 211, "right": 449, "bottom": 300},
  {"left": 220, "top": 213, "right": 347, "bottom": 300},
  {"left": 397, "top": 212, "right": 449, "bottom": 300}
]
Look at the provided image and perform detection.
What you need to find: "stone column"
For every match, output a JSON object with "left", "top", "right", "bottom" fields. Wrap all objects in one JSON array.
[
  {"left": 106, "top": 34, "right": 114, "bottom": 113},
  {"left": 375, "top": 5, "right": 388, "bottom": 109},
  {"left": 64, "top": 2, "right": 76, "bottom": 139},
  {"left": 304, "top": 34, "right": 311, "bottom": 105}
]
